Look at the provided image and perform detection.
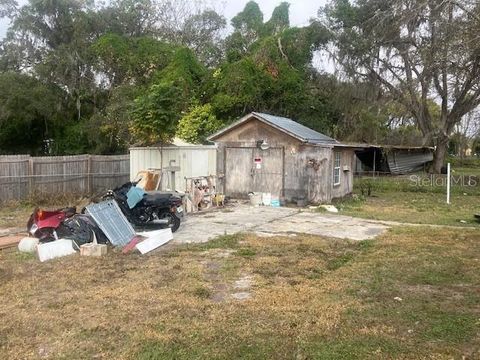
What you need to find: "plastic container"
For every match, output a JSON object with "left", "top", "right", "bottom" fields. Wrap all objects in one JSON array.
[
  {"left": 270, "top": 195, "right": 280, "bottom": 207},
  {"left": 248, "top": 192, "right": 262, "bottom": 206},
  {"left": 262, "top": 192, "right": 272, "bottom": 206},
  {"left": 271, "top": 200, "right": 280, "bottom": 207}
]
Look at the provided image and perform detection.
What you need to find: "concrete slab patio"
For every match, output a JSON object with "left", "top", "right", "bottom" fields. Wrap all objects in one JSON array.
[{"left": 173, "top": 205, "right": 389, "bottom": 244}]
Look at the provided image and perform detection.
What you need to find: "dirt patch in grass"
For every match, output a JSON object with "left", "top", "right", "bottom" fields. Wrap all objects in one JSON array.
[{"left": 1, "top": 226, "right": 479, "bottom": 359}]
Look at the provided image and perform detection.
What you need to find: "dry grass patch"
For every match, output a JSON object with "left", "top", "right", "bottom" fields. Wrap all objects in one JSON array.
[{"left": 0, "top": 227, "right": 479, "bottom": 359}]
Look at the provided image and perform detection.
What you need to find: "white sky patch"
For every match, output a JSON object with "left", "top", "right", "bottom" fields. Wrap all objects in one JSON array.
[{"left": 0, "top": 0, "right": 327, "bottom": 39}]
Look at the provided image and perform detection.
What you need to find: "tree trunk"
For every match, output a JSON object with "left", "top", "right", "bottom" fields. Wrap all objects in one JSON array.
[
  {"left": 432, "top": 139, "right": 448, "bottom": 173},
  {"left": 76, "top": 95, "right": 81, "bottom": 121}
]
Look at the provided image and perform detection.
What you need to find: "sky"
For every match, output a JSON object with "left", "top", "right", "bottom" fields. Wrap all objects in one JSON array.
[{"left": 0, "top": 0, "right": 328, "bottom": 39}]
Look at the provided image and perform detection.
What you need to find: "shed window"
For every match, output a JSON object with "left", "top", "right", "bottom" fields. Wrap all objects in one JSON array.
[{"left": 333, "top": 152, "right": 341, "bottom": 186}]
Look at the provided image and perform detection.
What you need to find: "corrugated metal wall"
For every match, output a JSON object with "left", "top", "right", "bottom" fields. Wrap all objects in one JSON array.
[
  {"left": 129, "top": 146, "right": 217, "bottom": 191},
  {"left": 386, "top": 149, "right": 433, "bottom": 175}
]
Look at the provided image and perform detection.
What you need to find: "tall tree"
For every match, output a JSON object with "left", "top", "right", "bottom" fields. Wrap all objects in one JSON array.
[
  {"left": 321, "top": 0, "right": 480, "bottom": 172},
  {"left": 2, "top": 0, "right": 97, "bottom": 120},
  {"left": 181, "top": 10, "right": 226, "bottom": 67},
  {"left": 130, "top": 47, "right": 206, "bottom": 145},
  {"left": 0, "top": 72, "right": 70, "bottom": 154},
  {"left": 225, "top": 1, "right": 264, "bottom": 61}
]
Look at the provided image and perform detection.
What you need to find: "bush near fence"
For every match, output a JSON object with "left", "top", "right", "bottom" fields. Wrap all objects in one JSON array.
[{"left": 0, "top": 154, "right": 129, "bottom": 202}]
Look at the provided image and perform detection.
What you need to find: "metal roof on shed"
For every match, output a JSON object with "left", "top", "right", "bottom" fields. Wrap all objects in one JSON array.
[{"left": 208, "top": 112, "right": 338, "bottom": 145}]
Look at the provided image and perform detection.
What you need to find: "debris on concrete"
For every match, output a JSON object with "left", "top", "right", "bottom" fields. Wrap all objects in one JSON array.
[
  {"left": 185, "top": 175, "right": 221, "bottom": 213},
  {"left": 248, "top": 192, "right": 263, "bottom": 206},
  {"left": 320, "top": 205, "right": 339, "bottom": 213},
  {"left": 21, "top": 195, "right": 174, "bottom": 261}
]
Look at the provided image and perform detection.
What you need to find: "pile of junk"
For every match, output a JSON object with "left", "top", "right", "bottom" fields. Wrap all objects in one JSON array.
[{"left": 19, "top": 174, "right": 185, "bottom": 262}]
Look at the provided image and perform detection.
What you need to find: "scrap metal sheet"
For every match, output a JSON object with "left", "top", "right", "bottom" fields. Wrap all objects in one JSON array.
[{"left": 86, "top": 200, "right": 136, "bottom": 246}]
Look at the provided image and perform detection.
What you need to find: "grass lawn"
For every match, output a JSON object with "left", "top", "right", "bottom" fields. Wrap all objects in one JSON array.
[
  {"left": 1, "top": 227, "right": 479, "bottom": 359},
  {"left": 334, "top": 174, "right": 480, "bottom": 226}
]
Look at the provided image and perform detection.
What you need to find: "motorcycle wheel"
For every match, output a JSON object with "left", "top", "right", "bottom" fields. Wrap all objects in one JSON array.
[{"left": 158, "top": 212, "right": 181, "bottom": 233}]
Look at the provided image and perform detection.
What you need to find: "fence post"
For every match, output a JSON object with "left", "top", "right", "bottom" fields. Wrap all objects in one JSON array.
[
  {"left": 446, "top": 162, "right": 451, "bottom": 205},
  {"left": 87, "top": 155, "right": 92, "bottom": 195},
  {"left": 28, "top": 157, "right": 34, "bottom": 196}
]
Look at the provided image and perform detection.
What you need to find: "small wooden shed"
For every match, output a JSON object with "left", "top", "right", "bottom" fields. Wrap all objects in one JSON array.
[{"left": 208, "top": 112, "right": 356, "bottom": 204}]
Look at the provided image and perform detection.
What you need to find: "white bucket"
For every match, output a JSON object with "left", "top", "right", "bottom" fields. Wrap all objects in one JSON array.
[
  {"left": 262, "top": 193, "right": 272, "bottom": 206},
  {"left": 248, "top": 192, "right": 262, "bottom": 206}
]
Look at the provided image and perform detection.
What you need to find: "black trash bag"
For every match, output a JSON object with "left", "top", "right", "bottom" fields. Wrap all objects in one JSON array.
[{"left": 62, "top": 214, "right": 109, "bottom": 248}]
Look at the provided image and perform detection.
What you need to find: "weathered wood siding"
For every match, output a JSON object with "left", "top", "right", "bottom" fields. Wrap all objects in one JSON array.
[
  {"left": 0, "top": 155, "right": 129, "bottom": 202},
  {"left": 224, "top": 146, "right": 284, "bottom": 199},
  {"left": 331, "top": 148, "right": 355, "bottom": 200},
  {"left": 284, "top": 145, "right": 332, "bottom": 203},
  {"left": 212, "top": 117, "right": 356, "bottom": 203}
]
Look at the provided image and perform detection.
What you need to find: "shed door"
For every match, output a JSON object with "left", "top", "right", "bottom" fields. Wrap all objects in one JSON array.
[{"left": 225, "top": 147, "right": 284, "bottom": 198}]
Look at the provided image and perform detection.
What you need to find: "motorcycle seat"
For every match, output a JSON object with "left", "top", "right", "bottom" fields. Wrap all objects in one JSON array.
[{"left": 142, "top": 192, "right": 172, "bottom": 206}]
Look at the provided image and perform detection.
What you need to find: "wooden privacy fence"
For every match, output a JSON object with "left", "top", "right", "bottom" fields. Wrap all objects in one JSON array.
[{"left": 0, "top": 154, "right": 129, "bottom": 202}]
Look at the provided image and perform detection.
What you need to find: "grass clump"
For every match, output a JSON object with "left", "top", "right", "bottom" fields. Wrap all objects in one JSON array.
[
  {"left": 189, "top": 233, "right": 242, "bottom": 251},
  {"left": 236, "top": 248, "right": 256, "bottom": 257},
  {"left": 192, "top": 286, "right": 211, "bottom": 299}
]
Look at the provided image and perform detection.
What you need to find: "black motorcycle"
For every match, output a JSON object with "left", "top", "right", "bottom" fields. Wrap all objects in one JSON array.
[{"left": 103, "top": 181, "right": 184, "bottom": 232}]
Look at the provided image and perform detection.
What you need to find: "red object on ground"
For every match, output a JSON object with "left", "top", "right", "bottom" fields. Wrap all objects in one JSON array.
[
  {"left": 122, "top": 236, "right": 142, "bottom": 254},
  {"left": 34, "top": 210, "right": 66, "bottom": 230}
]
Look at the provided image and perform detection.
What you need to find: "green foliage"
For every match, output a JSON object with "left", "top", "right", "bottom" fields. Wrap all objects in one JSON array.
[
  {"left": 53, "top": 121, "right": 91, "bottom": 155},
  {"left": 181, "top": 10, "right": 227, "bottom": 67},
  {"left": 0, "top": 72, "right": 70, "bottom": 154},
  {"left": 0, "top": 0, "right": 432, "bottom": 155},
  {"left": 322, "top": 0, "right": 480, "bottom": 172},
  {"left": 155, "top": 47, "right": 206, "bottom": 96},
  {"left": 131, "top": 82, "right": 182, "bottom": 145},
  {"left": 87, "top": 85, "right": 140, "bottom": 154},
  {"left": 226, "top": 1, "right": 264, "bottom": 61},
  {"left": 231, "top": 1, "right": 264, "bottom": 34},
  {"left": 92, "top": 35, "right": 176, "bottom": 85},
  {"left": 130, "top": 47, "right": 206, "bottom": 146},
  {"left": 211, "top": 58, "right": 270, "bottom": 119},
  {"left": 176, "top": 104, "right": 223, "bottom": 144},
  {"left": 262, "top": 2, "right": 290, "bottom": 36},
  {"left": 281, "top": 22, "right": 330, "bottom": 69}
]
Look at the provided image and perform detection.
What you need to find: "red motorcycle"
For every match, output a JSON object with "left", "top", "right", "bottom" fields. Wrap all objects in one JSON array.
[
  {"left": 27, "top": 206, "right": 109, "bottom": 246},
  {"left": 27, "top": 207, "right": 76, "bottom": 242}
]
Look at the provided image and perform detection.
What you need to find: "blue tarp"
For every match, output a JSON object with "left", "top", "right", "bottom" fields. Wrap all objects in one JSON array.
[{"left": 127, "top": 186, "right": 146, "bottom": 209}]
